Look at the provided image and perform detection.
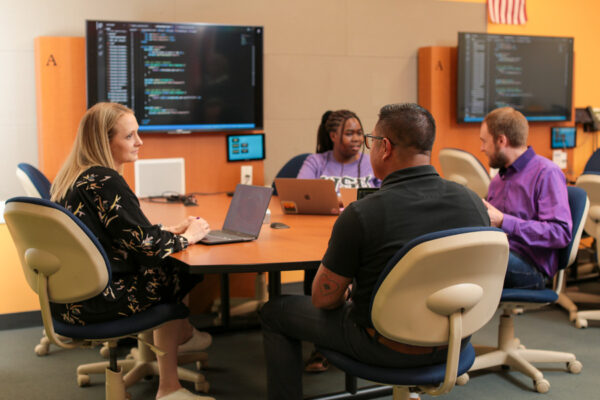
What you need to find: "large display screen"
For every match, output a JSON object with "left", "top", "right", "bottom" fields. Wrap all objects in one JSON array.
[
  {"left": 86, "top": 20, "right": 263, "bottom": 132},
  {"left": 457, "top": 32, "right": 573, "bottom": 123}
]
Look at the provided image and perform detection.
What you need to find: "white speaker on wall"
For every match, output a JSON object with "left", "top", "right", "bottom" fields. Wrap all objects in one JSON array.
[{"left": 134, "top": 158, "right": 185, "bottom": 198}]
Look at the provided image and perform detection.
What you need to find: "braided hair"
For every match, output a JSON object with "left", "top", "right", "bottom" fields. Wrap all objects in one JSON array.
[
  {"left": 316, "top": 110, "right": 363, "bottom": 153},
  {"left": 315, "top": 109, "right": 366, "bottom": 185}
]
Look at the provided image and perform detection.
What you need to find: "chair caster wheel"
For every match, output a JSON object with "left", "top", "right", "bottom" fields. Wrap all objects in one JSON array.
[
  {"left": 568, "top": 360, "right": 582, "bottom": 374},
  {"left": 535, "top": 379, "right": 550, "bottom": 393},
  {"left": 77, "top": 374, "right": 91, "bottom": 387},
  {"left": 575, "top": 318, "right": 588, "bottom": 329},
  {"left": 195, "top": 381, "right": 210, "bottom": 393},
  {"left": 456, "top": 373, "right": 469, "bottom": 386},
  {"left": 35, "top": 343, "right": 49, "bottom": 356}
]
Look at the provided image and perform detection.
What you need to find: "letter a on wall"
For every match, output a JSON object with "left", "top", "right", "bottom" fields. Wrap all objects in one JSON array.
[{"left": 46, "top": 54, "right": 57, "bottom": 67}]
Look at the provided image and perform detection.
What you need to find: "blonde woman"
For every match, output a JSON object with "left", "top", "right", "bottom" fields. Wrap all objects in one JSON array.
[{"left": 50, "top": 102, "right": 214, "bottom": 400}]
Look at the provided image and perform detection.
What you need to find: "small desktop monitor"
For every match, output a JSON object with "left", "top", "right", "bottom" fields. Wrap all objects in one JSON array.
[
  {"left": 551, "top": 127, "right": 576, "bottom": 149},
  {"left": 227, "top": 134, "right": 265, "bottom": 161}
]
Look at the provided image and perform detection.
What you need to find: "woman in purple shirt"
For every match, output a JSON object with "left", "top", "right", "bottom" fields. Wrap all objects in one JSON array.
[
  {"left": 297, "top": 110, "right": 380, "bottom": 192},
  {"left": 299, "top": 110, "right": 380, "bottom": 372}
]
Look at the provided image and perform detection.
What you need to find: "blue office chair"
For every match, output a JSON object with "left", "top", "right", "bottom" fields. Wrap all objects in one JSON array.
[
  {"left": 312, "top": 227, "right": 509, "bottom": 400},
  {"left": 468, "top": 186, "right": 588, "bottom": 393},
  {"left": 583, "top": 149, "right": 600, "bottom": 173},
  {"left": 438, "top": 148, "right": 490, "bottom": 198},
  {"left": 271, "top": 153, "right": 310, "bottom": 195},
  {"left": 3, "top": 197, "right": 210, "bottom": 399},
  {"left": 16, "top": 163, "right": 52, "bottom": 199}
]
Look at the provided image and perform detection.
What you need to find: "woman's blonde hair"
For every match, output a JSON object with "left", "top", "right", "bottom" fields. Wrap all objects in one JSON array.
[{"left": 50, "top": 102, "right": 134, "bottom": 202}]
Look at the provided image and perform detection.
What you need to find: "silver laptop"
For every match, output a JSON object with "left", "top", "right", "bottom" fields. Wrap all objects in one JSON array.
[
  {"left": 274, "top": 178, "right": 340, "bottom": 215},
  {"left": 200, "top": 184, "right": 273, "bottom": 245}
]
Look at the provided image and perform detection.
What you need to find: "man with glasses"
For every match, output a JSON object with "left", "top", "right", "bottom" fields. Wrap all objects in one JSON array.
[{"left": 259, "top": 103, "right": 490, "bottom": 400}]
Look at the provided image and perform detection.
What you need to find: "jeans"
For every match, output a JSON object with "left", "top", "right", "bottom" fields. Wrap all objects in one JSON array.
[
  {"left": 258, "top": 295, "right": 448, "bottom": 400},
  {"left": 504, "top": 251, "right": 547, "bottom": 289}
]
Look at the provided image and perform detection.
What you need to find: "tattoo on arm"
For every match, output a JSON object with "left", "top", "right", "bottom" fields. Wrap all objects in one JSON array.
[{"left": 319, "top": 273, "right": 341, "bottom": 296}]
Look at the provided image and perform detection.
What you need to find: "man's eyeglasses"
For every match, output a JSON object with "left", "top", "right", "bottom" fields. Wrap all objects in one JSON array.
[{"left": 364, "top": 133, "right": 394, "bottom": 150}]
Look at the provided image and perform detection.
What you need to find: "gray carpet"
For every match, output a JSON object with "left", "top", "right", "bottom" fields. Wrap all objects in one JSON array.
[{"left": 0, "top": 305, "right": 598, "bottom": 400}]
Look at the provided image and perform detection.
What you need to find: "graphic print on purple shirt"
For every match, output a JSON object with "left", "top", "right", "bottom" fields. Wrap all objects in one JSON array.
[{"left": 296, "top": 150, "right": 381, "bottom": 192}]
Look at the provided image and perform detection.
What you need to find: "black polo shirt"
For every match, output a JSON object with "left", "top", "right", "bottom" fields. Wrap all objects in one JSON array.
[{"left": 322, "top": 165, "right": 490, "bottom": 328}]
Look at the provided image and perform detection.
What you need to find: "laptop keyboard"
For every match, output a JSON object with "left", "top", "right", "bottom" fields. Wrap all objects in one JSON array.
[{"left": 206, "top": 230, "right": 243, "bottom": 240}]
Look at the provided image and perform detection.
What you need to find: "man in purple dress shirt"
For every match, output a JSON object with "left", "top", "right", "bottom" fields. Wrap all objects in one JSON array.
[{"left": 479, "top": 107, "right": 572, "bottom": 289}]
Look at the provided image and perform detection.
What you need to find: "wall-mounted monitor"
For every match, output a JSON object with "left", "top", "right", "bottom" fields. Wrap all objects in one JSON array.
[
  {"left": 86, "top": 20, "right": 263, "bottom": 133},
  {"left": 551, "top": 126, "right": 576, "bottom": 149},
  {"left": 227, "top": 134, "right": 265, "bottom": 162},
  {"left": 457, "top": 32, "right": 573, "bottom": 123}
]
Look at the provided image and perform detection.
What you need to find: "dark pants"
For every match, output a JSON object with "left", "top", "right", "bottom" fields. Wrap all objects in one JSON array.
[
  {"left": 259, "top": 295, "right": 447, "bottom": 400},
  {"left": 504, "top": 251, "right": 547, "bottom": 289}
]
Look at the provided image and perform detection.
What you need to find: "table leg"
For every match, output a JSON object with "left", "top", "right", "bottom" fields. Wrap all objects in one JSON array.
[
  {"left": 268, "top": 271, "right": 282, "bottom": 298},
  {"left": 220, "top": 273, "right": 230, "bottom": 327}
]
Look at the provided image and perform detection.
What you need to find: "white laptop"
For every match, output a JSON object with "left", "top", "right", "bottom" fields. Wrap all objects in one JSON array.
[
  {"left": 200, "top": 184, "right": 273, "bottom": 245},
  {"left": 274, "top": 178, "right": 340, "bottom": 215}
]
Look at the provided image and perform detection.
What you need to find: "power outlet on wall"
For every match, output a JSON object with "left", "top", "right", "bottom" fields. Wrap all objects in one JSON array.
[{"left": 241, "top": 165, "right": 253, "bottom": 185}]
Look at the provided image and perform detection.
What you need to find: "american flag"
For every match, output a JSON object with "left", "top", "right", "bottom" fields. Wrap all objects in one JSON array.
[{"left": 488, "top": 0, "right": 527, "bottom": 25}]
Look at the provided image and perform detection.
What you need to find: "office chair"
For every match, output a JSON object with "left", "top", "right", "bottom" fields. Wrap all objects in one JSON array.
[
  {"left": 3, "top": 197, "right": 210, "bottom": 398},
  {"left": 15, "top": 163, "right": 74, "bottom": 356},
  {"left": 468, "top": 186, "right": 588, "bottom": 393},
  {"left": 212, "top": 153, "right": 311, "bottom": 323},
  {"left": 271, "top": 153, "right": 310, "bottom": 195},
  {"left": 557, "top": 172, "right": 600, "bottom": 328},
  {"left": 16, "top": 163, "right": 51, "bottom": 199},
  {"left": 311, "top": 227, "right": 509, "bottom": 400},
  {"left": 438, "top": 148, "right": 490, "bottom": 198},
  {"left": 583, "top": 149, "right": 600, "bottom": 173}
]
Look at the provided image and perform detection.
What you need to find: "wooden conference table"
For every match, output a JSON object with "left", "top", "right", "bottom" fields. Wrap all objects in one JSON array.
[{"left": 140, "top": 194, "right": 338, "bottom": 326}]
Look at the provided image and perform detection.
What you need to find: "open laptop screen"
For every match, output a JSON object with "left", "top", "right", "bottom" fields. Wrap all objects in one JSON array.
[{"left": 222, "top": 184, "right": 272, "bottom": 235}]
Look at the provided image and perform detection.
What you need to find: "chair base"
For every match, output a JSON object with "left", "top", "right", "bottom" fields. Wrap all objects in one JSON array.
[
  {"left": 557, "top": 286, "right": 600, "bottom": 328},
  {"left": 77, "top": 332, "right": 210, "bottom": 393},
  {"left": 212, "top": 272, "right": 268, "bottom": 324},
  {"left": 105, "top": 366, "right": 128, "bottom": 400},
  {"left": 469, "top": 311, "right": 582, "bottom": 393},
  {"left": 305, "top": 384, "right": 392, "bottom": 400},
  {"left": 212, "top": 298, "right": 266, "bottom": 324},
  {"left": 572, "top": 310, "right": 600, "bottom": 328},
  {"left": 36, "top": 330, "right": 110, "bottom": 359}
]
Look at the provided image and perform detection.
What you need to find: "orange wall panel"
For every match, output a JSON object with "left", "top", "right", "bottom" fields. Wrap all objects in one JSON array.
[
  {"left": 34, "top": 37, "right": 87, "bottom": 181},
  {"left": 0, "top": 226, "right": 39, "bottom": 314},
  {"left": 121, "top": 132, "right": 264, "bottom": 194}
]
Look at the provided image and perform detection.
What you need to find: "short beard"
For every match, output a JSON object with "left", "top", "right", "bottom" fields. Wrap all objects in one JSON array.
[{"left": 488, "top": 148, "right": 509, "bottom": 169}]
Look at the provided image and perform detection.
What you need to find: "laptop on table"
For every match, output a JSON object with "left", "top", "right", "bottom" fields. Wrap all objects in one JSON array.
[
  {"left": 200, "top": 184, "right": 273, "bottom": 245},
  {"left": 274, "top": 178, "right": 340, "bottom": 215}
]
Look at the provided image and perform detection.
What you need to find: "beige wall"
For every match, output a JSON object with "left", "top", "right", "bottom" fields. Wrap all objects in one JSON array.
[{"left": 0, "top": 0, "right": 485, "bottom": 200}]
